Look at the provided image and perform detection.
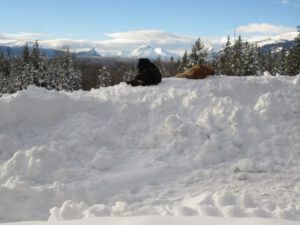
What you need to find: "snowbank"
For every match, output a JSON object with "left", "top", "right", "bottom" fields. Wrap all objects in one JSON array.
[{"left": 0, "top": 75, "right": 299, "bottom": 223}]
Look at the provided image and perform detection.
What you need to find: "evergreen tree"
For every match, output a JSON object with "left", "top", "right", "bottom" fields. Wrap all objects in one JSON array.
[
  {"left": 0, "top": 54, "right": 8, "bottom": 95},
  {"left": 154, "top": 56, "right": 167, "bottom": 77},
  {"left": 58, "top": 47, "right": 82, "bottom": 90},
  {"left": 179, "top": 50, "right": 189, "bottom": 72},
  {"left": 0, "top": 43, "right": 83, "bottom": 95},
  {"left": 273, "top": 49, "right": 287, "bottom": 75},
  {"left": 169, "top": 56, "right": 175, "bottom": 76},
  {"left": 218, "top": 36, "right": 262, "bottom": 76},
  {"left": 257, "top": 49, "right": 267, "bottom": 75},
  {"left": 243, "top": 42, "right": 261, "bottom": 75},
  {"left": 98, "top": 66, "right": 112, "bottom": 87},
  {"left": 123, "top": 62, "right": 136, "bottom": 82},
  {"left": 6, "top": 47, "right": 11, "bottom": 57},
  {"left": 22, "top": 43, "right": 30, "bottom": 63},
  {"left": 29, "top": 40, "right": 46, "bottom": 87},
  {"left": 31, "top": 40, "right": 40, "bottom": 70},
  {"left": 286, "top": 26, "right": 300, "bottom": 75},
  {"left": 189, "top": 38, "right": 208, "bottom": 66},
  {"left": 6, "top": 56, "right": 22, "bottom": 92},
  {"left": 0, "top": 53, "right": 5, "bottom": 76},
  {"left": 231, "top": 36, "right": 244, "bottom": 75},
  {"left": 218, "top": 36, "right": 234, "bottom": 75},
  {"left": 212, "top": 52, "right": 219, "bottom": 74},
  {"left": 174, "top": 58, "right": 181, "bottom": 75}
]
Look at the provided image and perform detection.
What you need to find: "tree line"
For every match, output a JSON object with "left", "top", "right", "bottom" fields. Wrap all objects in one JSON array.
[
  {"left": 178, "top": 27, "right": 300, "bottom": 76},
  {"left": 0, "top": 41, "right": 82, "bottom": 95}
]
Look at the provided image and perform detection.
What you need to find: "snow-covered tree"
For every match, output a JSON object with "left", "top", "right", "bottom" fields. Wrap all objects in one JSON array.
[
  {"left": 22, "top": 43, "right": 30, "bottom": 63},
  {"left": 168, "top": 56, "right": 176, "bottom": 76},
  {"left": 154, "top": 56, "right": 167, "bottom": 77},
  {"left": 122, "top": 62, "right": 136, "bottom": 82},
  {"left": 179, "top": 50, "right": 189, "bottom": 72},
  {"left": 189, "top": 38, "right": 208, "bottom": 66},
  {"left": 57, "top": 47, "right": 82, "bottom": 91},
  {"left": 286, "top": 27, "right": 300, "bottom": 75},
  {"left": 0, "top": 54, "right": 9, "bottom": 95},
  {"left": 98, "top": 66, "right": 112, "bottom": 87},
  {"left": 243, "top": 43, "right": 261, "bottom": 75},
  {"left": 273, "top": 49, "right": 288, "bottom": 75},
  {"left": 218, "top": 36, "right": 261, "bottom": 76},
  {"left": 0, "top": 42, "right": 83, "bottom": 95},
  {"left": 218, "top": 36, "right": 234, "bottom": 75}
]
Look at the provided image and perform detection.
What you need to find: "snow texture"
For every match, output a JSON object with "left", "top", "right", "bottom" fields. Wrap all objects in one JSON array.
[{"left": 0, "top": 75, "right": 299, "bottom": 223}]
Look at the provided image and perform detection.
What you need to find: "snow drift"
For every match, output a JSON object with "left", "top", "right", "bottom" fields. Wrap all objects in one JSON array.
[{"left": 0, "top": 75, "right": 299, "bottom": 223}]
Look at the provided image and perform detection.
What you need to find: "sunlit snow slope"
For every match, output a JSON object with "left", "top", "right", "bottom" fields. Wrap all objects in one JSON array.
[{"left": 0, "top": 76, "right": 299, "bottom": 223}]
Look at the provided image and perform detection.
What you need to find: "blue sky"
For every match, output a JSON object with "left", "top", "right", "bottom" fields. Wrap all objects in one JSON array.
[{"left": 0, "top": 0, "right": 299, "bottom": 54}]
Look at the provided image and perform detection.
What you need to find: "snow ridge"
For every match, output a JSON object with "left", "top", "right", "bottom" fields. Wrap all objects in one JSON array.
[{"left": 0, "top": 75, "right": 299, "bottom": 223}]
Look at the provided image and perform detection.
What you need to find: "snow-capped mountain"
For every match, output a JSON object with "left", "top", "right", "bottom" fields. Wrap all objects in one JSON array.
[
  {"left": 252, "top": 32, "right": 297, "bottom": 47},
  {"left": 252, "top": 32, "right": 298, "bottom": 53},
  {"left": 0, "top": 32, "right": 297, "bottom": 59},
  {"left": 76, "top": 48, "right": 101, "bottom": 58},
  {"left": 0, "top": 45, "right": 62, "bottom": 58},
  {"left": 127, "top": 45, "right": 180, "bottom": 60}
]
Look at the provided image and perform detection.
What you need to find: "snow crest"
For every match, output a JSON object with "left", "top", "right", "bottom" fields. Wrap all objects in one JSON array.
[{"left": 0, "top": 76, "right": 299, "bottom": 222}]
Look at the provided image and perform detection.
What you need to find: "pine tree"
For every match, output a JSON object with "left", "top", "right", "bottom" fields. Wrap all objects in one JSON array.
[
  {"left": 174, "top": 58, "right": 181, "bottom": 75},
  {"left": 6, "top": 47, "right": 11, "bottom": 57},
  {"left": 154, "top": 56, "right": 166, "bottom": 77},
  {"left": 169, "top": 56, "right": 174, "bottom": 76},
  {"left": 273, "top": 49, "right": 287, "bottom": 75},
  {"left": 29, "top": 40, "right": 45, "bottom": 86},
  {"left": 0, "top": 53, "right": 5, "bottom": 76},
  {"left": 286, "top": 26, "right": 300, "bottom": 75},
  {"left": 0, "top": 43, "right": 83, "bottom": 94},
  {"left": 31, "top": 40, "right": 40, "bottom": 70},
  {"left": 243, "top": 42, "right": 261, "bottom": 75},
  {"left": 7, "top": 56, "right": 23, "bottom": 92},
  {"left": 98, "top": 66, "right": 112, "bottom": 87},
  {"left": 123, "top": 62, "right": 136, "bottom": 82},
  {"left": 218, "top": 36, "right": 234, "bottom": 75},
  {"left": 232, "top": 36, "right": 244, "bottom": 75},
  {"left": 218, "top": 36, "right": 262, "bottom": 76},
  {"left": 179, "top": 50, "right": 189, "bottom": 72},
  {"left": 58, "top": 47, "right": 82, "bottom": 90},
  {"left": 189, "top": 38, "right": 208, "bottom": 66},
  {"left": 23, "top": 43, "right": 30, "bottom": 63},
  {"left": 212, "top": 52, "right": 219, "bottom": 74},
  {"left": 0, "top": 53, "right": 8, "bottom": 95}
]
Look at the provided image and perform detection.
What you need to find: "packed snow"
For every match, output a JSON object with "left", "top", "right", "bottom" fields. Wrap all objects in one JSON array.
[{"left": 0, "top": 75, "right": 299, "bottom": 224}]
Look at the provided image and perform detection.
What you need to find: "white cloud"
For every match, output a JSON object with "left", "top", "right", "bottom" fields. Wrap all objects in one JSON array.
[
  {"left": 0, "top": 32, "right": 46, "bottom": 41},
  {"left": 0, "top": 32, "right": 48, "bottom": 46},
  {"left": 105, "top": 30, "right": 195, "bottom": 44},
  {"left": 236, "top": 23, "right": 295, "bottom": 34}
]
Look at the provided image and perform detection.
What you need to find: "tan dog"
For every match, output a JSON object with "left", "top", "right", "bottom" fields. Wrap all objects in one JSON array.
[{"left": 176, "top": 65, "right": 215, "bottom": 79}]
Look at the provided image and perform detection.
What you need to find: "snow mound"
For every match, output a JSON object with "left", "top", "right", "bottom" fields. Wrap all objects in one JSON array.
[{"left": 0, "top": 75, "right": 299, "bottom": 222}]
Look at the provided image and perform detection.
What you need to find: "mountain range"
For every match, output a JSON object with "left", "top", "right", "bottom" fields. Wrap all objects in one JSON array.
[
  {"left": 0, "top": 32, "right": 298, "bottom": 60},
  {"left": 75, "top": 45, "right": 181, "bottom": 60}
]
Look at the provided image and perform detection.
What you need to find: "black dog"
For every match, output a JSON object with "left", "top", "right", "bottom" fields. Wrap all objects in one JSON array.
[{"left": 126, "top": 58, "right": 162, "bottom": 86}]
